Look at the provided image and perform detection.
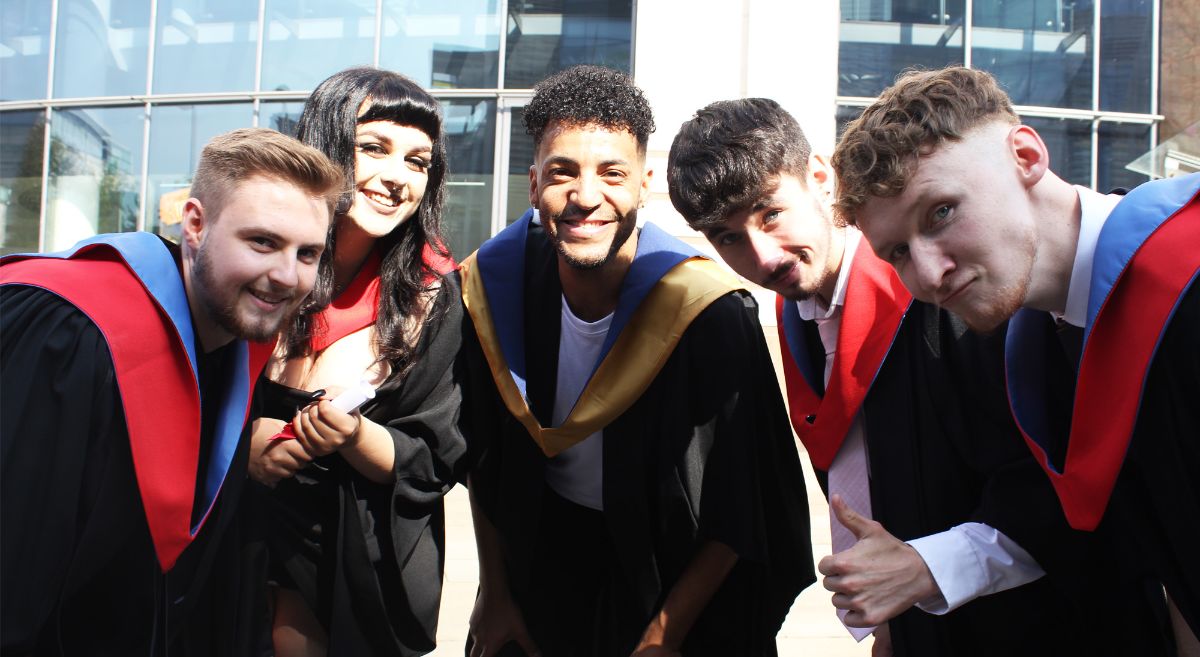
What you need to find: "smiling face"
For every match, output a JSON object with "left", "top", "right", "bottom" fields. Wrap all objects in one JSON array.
[
  {"left": 855, "top": 122, "right": 1041, "bottom": 331},
  {"left": 529, "top": 121, "right": 650, "bottom": 271},
  {"left": 185, "top": 176, "right": 331, "bottom": 346},
  {"left": 705, "top": 170, "right": 844, "bottom": 301},
  {"left": 345, "top": 119, "right": 433, "bottom": 238}
]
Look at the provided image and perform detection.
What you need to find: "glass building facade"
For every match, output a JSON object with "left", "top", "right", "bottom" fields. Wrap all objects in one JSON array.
[
  {"left": 837, "top": 0, "right": 1160, "bottom": 193},
  {"left": 0, "top": 0, "right": 634, "bottom": 256},
  {"left": 1, "top": 0, "right": 1166, "bottom": 258}
]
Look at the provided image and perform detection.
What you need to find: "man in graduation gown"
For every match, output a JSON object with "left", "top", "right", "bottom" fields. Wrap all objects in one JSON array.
[
  {"left": 834, "top": 65, "right": 1200, "bottom": 648},
  {"left": 667, "top": 97, "right": 1171, "bottom": 656},
  {"left": 0, "top": 128, "right": 342, "bottom": 656},
  {"left": 459, "top": 66, "right": 813, "bottom": 656}
]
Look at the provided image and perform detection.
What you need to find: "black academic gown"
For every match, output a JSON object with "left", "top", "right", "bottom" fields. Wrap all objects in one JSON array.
[
  {"left": 0, "top": 285, "right": 252, "bottom": 657},
  {"left": 218, "top": 276, "right": 470, "bottom": 657},
  {"left": 1043, "top": 281, "right": 1200, "bottom": 636},
  {"left": 798, "top": 302, "right": 1171, "bottom": 656},
  {"left": 461, "top": 227, "right": 814, "bottom": 657}
]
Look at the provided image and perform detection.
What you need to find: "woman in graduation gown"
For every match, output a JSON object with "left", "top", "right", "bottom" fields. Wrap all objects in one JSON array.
[{"left": 246, "top": 67, "right": 467, "bottom": 656}]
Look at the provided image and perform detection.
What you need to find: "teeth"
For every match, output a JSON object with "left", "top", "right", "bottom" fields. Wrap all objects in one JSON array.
[{"left": 362, "top": 189, "right": 398, "bottom": 208}]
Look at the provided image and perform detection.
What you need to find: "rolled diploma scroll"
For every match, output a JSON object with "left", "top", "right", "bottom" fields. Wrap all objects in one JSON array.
[{"left": 270, "top": 379, "right": 377, "bottom": 441}]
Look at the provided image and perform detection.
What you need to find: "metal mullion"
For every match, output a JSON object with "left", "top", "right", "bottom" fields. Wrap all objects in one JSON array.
[
  {"left": 38, "top": 0, "right": 62, "bottom": 251},
  {"left": 1090, "top": 117, "right": 1100, "bottom": 189},
  {"left": 1149, "top": 0, "right": 1161, "bottom": 152},
  {"left": 493, "top": 98, "right": 513, "bottom": 236},
  {"left": 497, "top": 0, "right": 509, "bottom": 89},
  {"left": 630, "top": 0, "right": 639, "bottom": 78},
  {"left": 139, "top": 0, "right": 160, "bottom": 232},
  {"left": 255, "top": 0, "right": 267, "bottom": 93},
  {"left": 963, "top": 0, "right": 973, "bottom": 68},
  {"left": 138, "top": 102, "right": 152, "bottom": 231},
  {"left": 374, "top": 0, "right": 383, "bottom": 67}
]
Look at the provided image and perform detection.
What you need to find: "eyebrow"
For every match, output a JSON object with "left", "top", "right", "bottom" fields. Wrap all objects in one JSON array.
[{"left": 240, "top": 227, "right": 325, "bottom": 252}]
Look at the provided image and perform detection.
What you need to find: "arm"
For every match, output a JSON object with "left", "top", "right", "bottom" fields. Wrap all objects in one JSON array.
[
  {"left": 907, "top": 522, "right": 1044, "bottom": 614},
  {"left": 466, "top": 475, "right": 540, "bottom": 657},
  {"left": 634, "top": 541, "right": 738, "bottom": 655}
]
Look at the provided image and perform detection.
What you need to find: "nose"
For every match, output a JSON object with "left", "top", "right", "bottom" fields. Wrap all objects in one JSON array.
[
  {"left": 908, "top": 238, "right": 954, "bottom": 301},
  {"left": 379, "top": 158, "right": 413, "bottom": 198},
  {"left": 746, "top": 230, "right": 785, "bottom": 282},
  {"left": 569, "top": 172, "right": 603, "bottom": 211},
  {"left": 267, "top": 252, "right": 300, "bottom": 290}
]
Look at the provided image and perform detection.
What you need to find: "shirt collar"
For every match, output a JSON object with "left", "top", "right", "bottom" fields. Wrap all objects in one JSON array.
[
  {"left": 797, "top": 228, "right": 861, "bottom": 321},
  {"left": 1059, "top": 186, "right": 1122, "bottom": 327}
]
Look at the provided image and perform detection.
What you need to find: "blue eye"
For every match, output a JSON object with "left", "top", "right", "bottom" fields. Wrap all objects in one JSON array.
[{"left": 932, "top": 205, "right": 953, "bottom": 224}]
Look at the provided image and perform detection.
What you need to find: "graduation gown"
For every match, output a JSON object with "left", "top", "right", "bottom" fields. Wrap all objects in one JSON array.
[
  {"left": 226, "top": 274, "right": 469, "bottom": 657},
  {"left": 0, "top": 235, "right": 264, "bottom": 657},
  {"left": 1006, "top": 173, "right": 1200, "bottom": 635},
  {"left": 460, "top": 218, "right": 813, "bottom": 656},
  {"left": 790, "top": 299, "right": 1170, "bottom": 656}
]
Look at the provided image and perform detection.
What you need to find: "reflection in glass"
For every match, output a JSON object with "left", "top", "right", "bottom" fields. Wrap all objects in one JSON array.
[
  {"left": 54, "top": 0, "right": 151, "bottom": 98},
  {"left": 1097, "top": 122, "right": 1150, "bottom": 192},
  {"left": 380, "top": 0, "right": 500, "bottom": 89},
  {"left": 1, "top": 2, "right": 52, "bottom": 101},
  {"left": 1024, "top": 116, "right": 1091, "bottom": 186},
  {"left": 972, "top": 0, "right": 1093, "bottom": 109},
  {"left": 0, "top": 112, "right": 46, "bottom": 254},
  {"left": 442, "top": 99, "right": 495, "bottom": 257},
  {"left": 835, "top": 105, "right": 865, "bottom": 143},
  {"left": 261, "top": 0, "right": 376, "bottom": 93},
  {"left": 45, "top": 108, "right": 144, "bottom": 251},
  {"left": 146, "top": 103, "right": 253, "bottom": 240},
  {"left": 1100, "top": 0, "right": 1152, "bottom": 113},
  {"left": 154, "top": 0, "right": 259, "bottom": 94},
  {"left": 506, "top": 106, "right": 534, "bottom": 224},
  {"left": 260, "top": 101, "right": 307, "bottom": 137},
  {"left": 505, "top": 0, "right": 633, "bottom": 88},
  {"left": 838, "top": 0, "right": 965, "bottom": 97}
]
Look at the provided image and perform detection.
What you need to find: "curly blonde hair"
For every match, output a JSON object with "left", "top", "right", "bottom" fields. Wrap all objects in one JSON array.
[{"left": 832, "top": 67, "right": 1018, "bottom": 225}]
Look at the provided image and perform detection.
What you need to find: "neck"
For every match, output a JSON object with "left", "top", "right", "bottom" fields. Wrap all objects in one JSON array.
[
  {"left": 559, "top": 230, "right": 639, "bottom": 322},
  {"left": 1022, "top": 175, "right": 1081, "bottom": 315},
  {"left": 181, "top": 252, "right": 234, "bottom": 353},
  {"left": 814, "top": 226, "right": 848, "bottom": 307},
  {"left": 333, "top": 220, "right": 377, "bottom": 294}
]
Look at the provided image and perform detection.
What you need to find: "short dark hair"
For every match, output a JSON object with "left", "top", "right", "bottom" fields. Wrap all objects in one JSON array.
[
  {"left": 833, "top": 66, "right": 1018, "bottom": 225},
  {"left": 667, "top": 98, "right": 811, "bottom": 230},
  {"left": 523, "top": 65, "right": 655, "bottom": 153}
]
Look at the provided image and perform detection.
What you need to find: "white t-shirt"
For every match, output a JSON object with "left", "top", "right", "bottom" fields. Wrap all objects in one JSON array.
[{"left": 544, "top": 296, "right": 611, "bottom": 510}]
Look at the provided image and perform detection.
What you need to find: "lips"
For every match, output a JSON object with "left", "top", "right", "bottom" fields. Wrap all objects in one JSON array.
[
  {"left": 762, "top": 259, "right": 801, "bottom": 290},
  {"left": 558, "top": 217, "right": 615, "bottom": 238},
  {"left": 247, "top": 288, "right": 291, "bottom": 310},
  {"left": 360, "top": 188, "right": 400, "bottom": 210},
  {"left": 937, "top": 279, "right": 972, "bottom": 307}
]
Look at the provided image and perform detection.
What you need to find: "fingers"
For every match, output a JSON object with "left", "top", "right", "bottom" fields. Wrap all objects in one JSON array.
[
  {"left": 514, "top": 627, "right": 541, "bottom": 657},
  {"left": 830, "top": 494, "right": 879, "bottom": 541}
]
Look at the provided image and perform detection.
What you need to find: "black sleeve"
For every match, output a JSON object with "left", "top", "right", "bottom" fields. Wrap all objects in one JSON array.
[{"left": 0, "top": 285, "right": 124, "bottom": 652}]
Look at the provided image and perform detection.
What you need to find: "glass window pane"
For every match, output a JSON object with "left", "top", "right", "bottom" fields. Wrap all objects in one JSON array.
[
  {"left": 54, "top": 0, "right": 151, "bottom": 98},
  {"left": 153, "top": 0, "right": 258, "bottom": 94},
  {"left": 259, "top": 101, "right": 307, "bottom": 136},
  {"left": 45, "top": 107, "right": 144, "bottom": 251},
  {"left": 443, "top": 98, "right": 495, "bottom": 257},
  {"left": 380, "top": 0, "right": 500, "bottom": 89},
  {"left": 1099, "top": 0, "right": 1152, "bottom": 113},
  {"left": 835, "top": 105, "right": 864, "bottom": 142},
  {"left": 1097, "top": 122, "right": 1151, "bottom": 192},
  {"left": 972, "top": 0, "right": 1093, "bottom": 109},
  {"left": 261, "top": 0, "right": 376, "bottom": 93},
  {"left": 504, "top": 0, "right": 633, "bottom": 89},
  {"left": 838, "top": 0, "right": 965, "bottom": 98},
  {"left": 1, "top": 1, "right": 52, "bottom": 101},
  {"left": 505, "top": 105, "right": 534, "bottom": 224},
  {"left": 0, "top": 111, "right": 46, "bottom": 254},
  {"left": 1023, "top": 115, "right": 1092, "bottom": 186},
  {"left": 146, "top": 103, "right": 253, "bottom": 240}
]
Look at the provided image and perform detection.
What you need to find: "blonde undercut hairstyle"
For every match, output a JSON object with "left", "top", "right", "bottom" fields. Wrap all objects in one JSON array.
[
  {"left": 190, "top": 127, "right": 344, "bottom": 220},
  {"left": 832, "top": 66, "right": 1019, "bottom": 225}
]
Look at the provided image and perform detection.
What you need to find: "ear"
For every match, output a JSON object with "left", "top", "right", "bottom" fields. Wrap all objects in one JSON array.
[
  {"left": 807, "top": 153, "right": 834, "bottom": 196},
  {"left": 181, "top": 198, "right": 206, "bottom": 251},
  {"left": 1009, "top": 125, "right": 1050, "bottom": 189},
  {"left": 528, "top": 164, "right": 539, "bottom": 210},
  {"left": 639, "top": 167, "right": 654, "bottom": 208}
]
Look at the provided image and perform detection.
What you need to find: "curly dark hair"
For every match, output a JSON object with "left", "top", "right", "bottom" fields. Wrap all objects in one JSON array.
[
  {"left": 832, "top": 66, "right": 1018, "bottom": 225},
  {"left": 667, "top": 98, "right": 812, "bottom": 230},
  {"left": 285, "top": 66, "right": 452, "bottom": 369},
  {"left": 523, "top": 65, "right": 655, "bottom": 153}
]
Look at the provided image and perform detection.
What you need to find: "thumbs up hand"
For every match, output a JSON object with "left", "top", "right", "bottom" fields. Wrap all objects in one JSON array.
[{"left": 816, "top": 495, "right": 942, "bottom": 627}]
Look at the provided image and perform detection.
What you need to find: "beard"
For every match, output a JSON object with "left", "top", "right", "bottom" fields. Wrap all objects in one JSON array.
[
  {"left": 545, "top": 206, "right": 638, "bottom": 271},
  {"left": 192, "top": 244, "right": 299, "bottom": 343}
]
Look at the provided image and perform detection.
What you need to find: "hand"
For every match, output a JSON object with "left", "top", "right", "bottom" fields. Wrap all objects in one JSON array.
[
  {"left": 467, "top": 588, "right": 540, "bottom": 657},
  {"left": 871, "top": 623, "right": 894, "bottom": 657},
  {"left": 632, "top": 615, "right": 681, "bottom": 657},
  {"left": 291, "top": 399, "right": 362, "bottom": 458},
  {"left": 248, "top": 417, "right": 313, "bottom": 486},
  {"left": 817, "top": 495, "right": 940, "bottom": 627}
]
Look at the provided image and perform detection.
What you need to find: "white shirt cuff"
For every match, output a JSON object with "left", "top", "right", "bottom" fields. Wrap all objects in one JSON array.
[{"left": 907, "top": 522, "right": 1046, "bottom": 615}]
